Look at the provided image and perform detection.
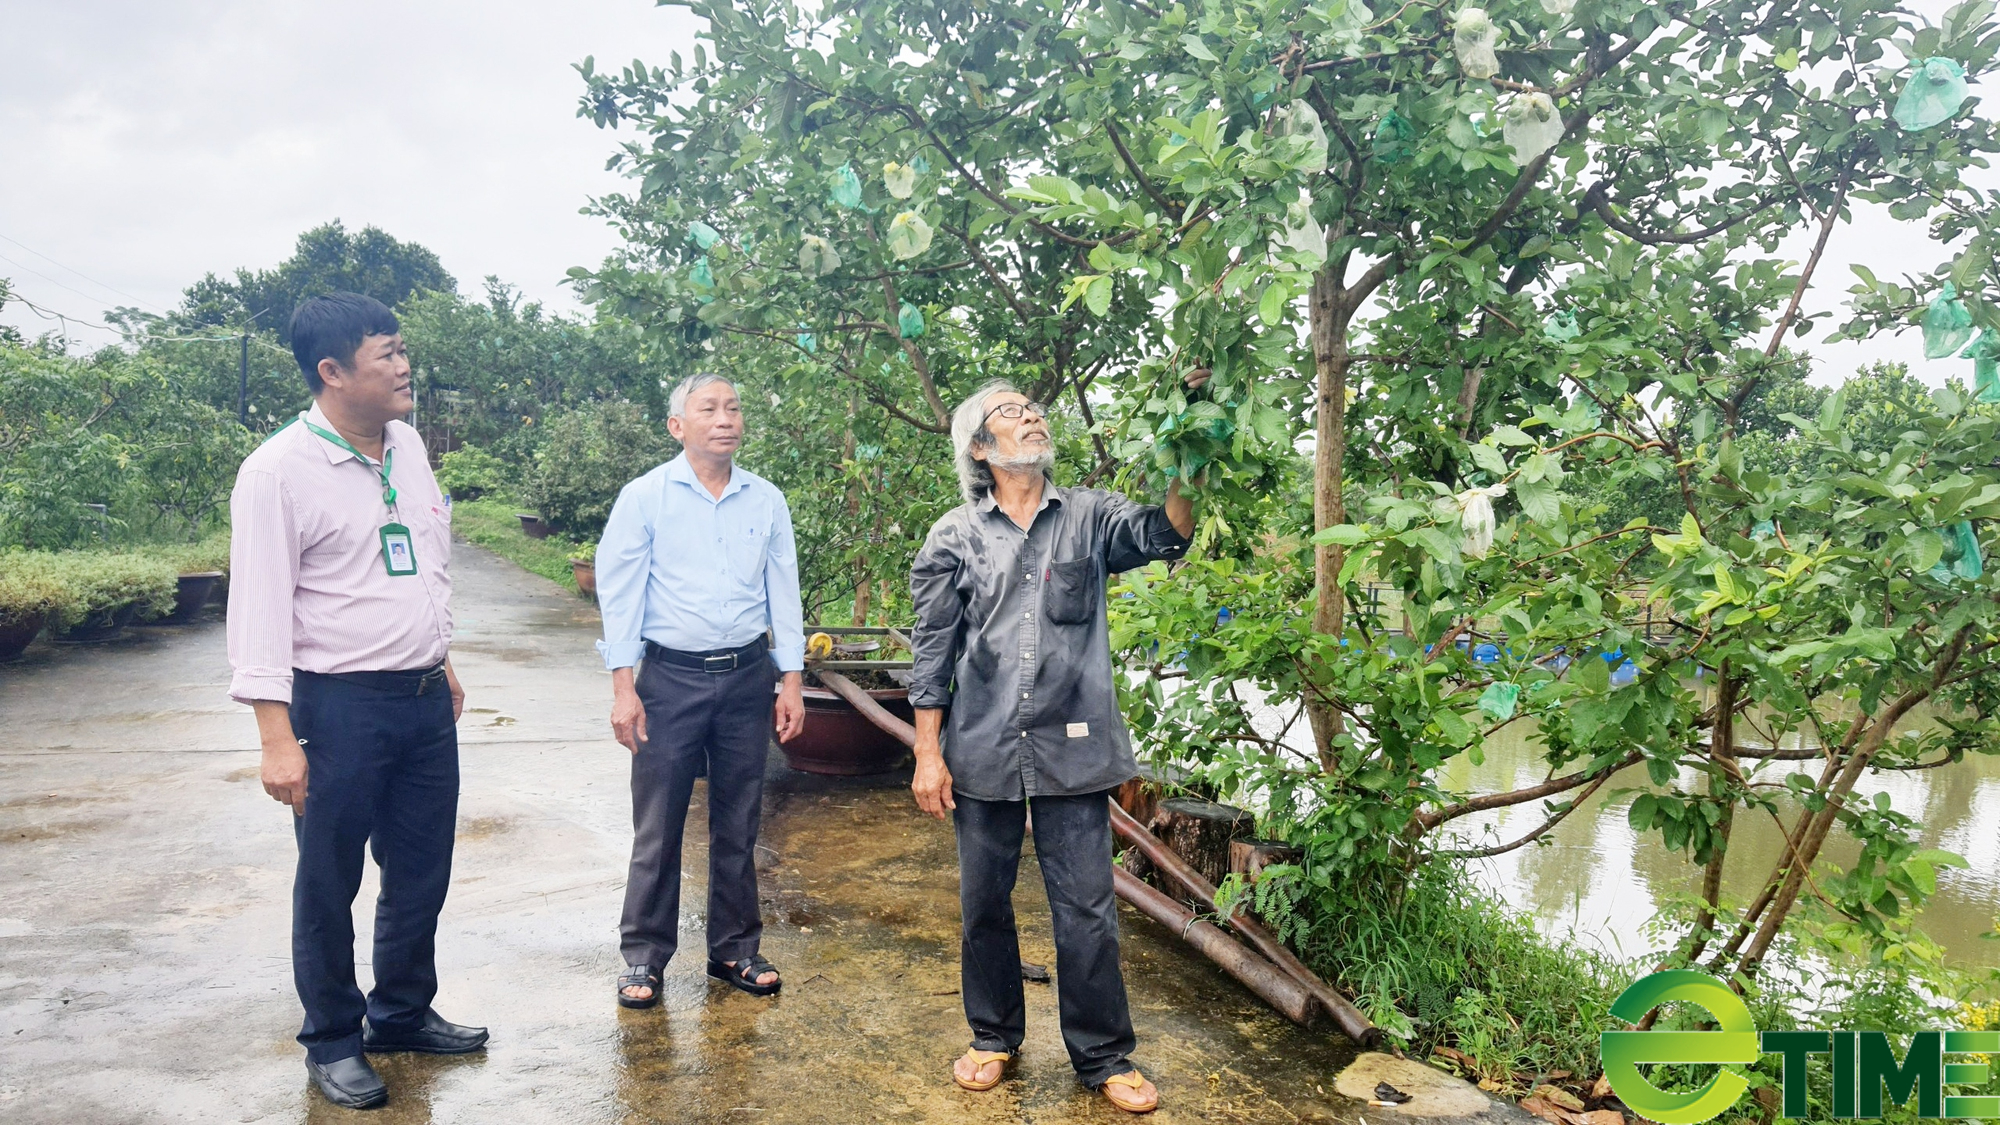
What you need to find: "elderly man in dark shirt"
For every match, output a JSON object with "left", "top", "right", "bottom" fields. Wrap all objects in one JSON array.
[{"left": 906, "top": 379, "right": 1194, "bottom": 1115}]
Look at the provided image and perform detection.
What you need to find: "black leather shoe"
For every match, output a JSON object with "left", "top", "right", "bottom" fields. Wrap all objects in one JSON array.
[
  {"left": 362, "top": 1009, "right": 489, "bottom": 1055},
  {"left": 306, "top": 1054, "right": 388, "bottom": 1109}
]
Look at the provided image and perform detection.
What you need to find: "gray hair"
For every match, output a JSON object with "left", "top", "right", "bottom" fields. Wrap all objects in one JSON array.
[
  {"left": 950, "top": 379, "right": 1048, "bottom": 504},
  {"left": 669, "top": 372, "right": 735, "bottom": 419}
]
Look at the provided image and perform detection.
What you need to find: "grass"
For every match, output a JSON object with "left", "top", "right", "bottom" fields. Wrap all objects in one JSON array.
[{"left": 450, "top": 495, "right": 587, "bottom": 595}]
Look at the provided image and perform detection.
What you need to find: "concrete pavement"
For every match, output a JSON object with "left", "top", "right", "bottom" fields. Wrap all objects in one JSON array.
[{"left": 0, "top": 543, "right": 1394, "bottom": 1123}]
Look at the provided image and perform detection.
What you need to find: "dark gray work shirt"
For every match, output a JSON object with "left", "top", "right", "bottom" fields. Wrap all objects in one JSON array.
[{"left": 907, "top": 484, "right": 1190, "bottom": 801}]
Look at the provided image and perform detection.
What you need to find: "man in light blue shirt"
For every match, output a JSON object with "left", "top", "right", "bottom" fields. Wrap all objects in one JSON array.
[{"left": 594, "top": 373, "right": 806, "bottom": 1008}]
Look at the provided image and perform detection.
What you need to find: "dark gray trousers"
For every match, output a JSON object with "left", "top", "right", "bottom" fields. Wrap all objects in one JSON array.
[
  {"left": 954, "top": 790, "right": 1137, "bottom": 1088},
  {"left": 619, "top": 654, "right": 775, "bottom": 969}
]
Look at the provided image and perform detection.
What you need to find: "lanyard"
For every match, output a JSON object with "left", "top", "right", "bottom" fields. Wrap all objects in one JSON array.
[{"left": 301, "top": 413, "right": 398, "bottom": 513}]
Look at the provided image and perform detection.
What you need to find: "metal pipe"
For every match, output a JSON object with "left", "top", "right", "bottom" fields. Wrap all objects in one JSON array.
[
  {"left": 1108, "top": 800, "right": 1381, "bottom": 1048},
  {"left": 1110, "top": 866, "right": 1315, "bottom": 1026},
  {"left": 815, "top": 669, "right": 917, "bottom": 746}
]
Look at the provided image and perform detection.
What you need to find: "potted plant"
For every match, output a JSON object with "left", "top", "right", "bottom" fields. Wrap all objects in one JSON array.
[
  {"left": 141, "top": 536, "right": 231, "bottom": 625},
  {"left": 517, "top": 512, "right": 554, "bottom": 539},
  {"left": 47, "top": 552, "right": 177, "bottom": 644},
  {"left": 0, "top": 560, "right": 62, "bottom": 662},
  {"left": 570, "top": 540, "right": 598, "bottom": 596}
]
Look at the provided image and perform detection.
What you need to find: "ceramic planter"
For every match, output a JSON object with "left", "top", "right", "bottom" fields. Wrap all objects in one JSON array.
[
  {"left": 145, "top": 572, "right": 223, "bottom": 625},
  {"left": 53, "top": 602, "right": 138, "bottom": 645},
  {"left": 0, "top": 611, "right": 45, "bottom": 662},
  {"left": 517, "top": 513, "right": 553, "bottom": 540},
  {"left": 778, "top": 685, "right": 915, "bottom": 775},
  {"left": 571, "top": 560, "right": 596, "bottom": 596}
]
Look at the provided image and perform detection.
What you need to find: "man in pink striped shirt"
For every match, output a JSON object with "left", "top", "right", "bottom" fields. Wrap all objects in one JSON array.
[{"left": 228, "top": 292, "right": 484, "bottom": 1111}]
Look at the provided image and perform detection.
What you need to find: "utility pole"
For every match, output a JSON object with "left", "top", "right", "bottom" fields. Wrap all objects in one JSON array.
[{"left": 238, "top": 332, "right": 249, "bottom": 426}]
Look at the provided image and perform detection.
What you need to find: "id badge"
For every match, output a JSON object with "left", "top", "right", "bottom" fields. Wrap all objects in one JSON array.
[{"left": 379, "top": 523, "right": 419, "bottom": 576}]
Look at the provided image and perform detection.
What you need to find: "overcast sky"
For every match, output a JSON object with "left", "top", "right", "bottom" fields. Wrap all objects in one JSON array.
[
  {"left": 0, "top": 0, "right": 698, "bottom": 347},
  {"left": 0, "top": 1, "right": 1986, "bottom": 387}
]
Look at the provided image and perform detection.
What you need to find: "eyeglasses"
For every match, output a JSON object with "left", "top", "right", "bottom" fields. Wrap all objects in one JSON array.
[{"left": 981, "top": 401, "right": 1047, "bottom": 424}]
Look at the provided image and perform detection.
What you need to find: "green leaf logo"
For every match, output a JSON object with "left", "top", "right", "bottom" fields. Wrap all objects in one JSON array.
[{"left": 1601, "top": 971, "right": 1759, "bottom": 1124}]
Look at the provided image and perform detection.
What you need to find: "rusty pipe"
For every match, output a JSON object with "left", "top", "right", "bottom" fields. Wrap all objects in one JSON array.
[
  {"left": 815, "top": 669, "right": 918, "bottom": 746},
  {"left": 1108, "top": 799, "right": 1381, "bottom": 1048},
  {"left": 1111, "top": 866, "right": 1315, "bottom": 1025}
]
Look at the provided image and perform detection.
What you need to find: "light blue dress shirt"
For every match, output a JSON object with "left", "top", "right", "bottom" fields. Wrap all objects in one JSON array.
[{"left": 594, "top": 453, "right": 806, "bottom": 672}]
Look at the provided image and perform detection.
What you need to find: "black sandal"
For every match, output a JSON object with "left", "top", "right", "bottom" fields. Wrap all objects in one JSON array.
[
  {"left": 617, "top": 965, "right": 662, "bottom": 1009},
  {"left": 706, "top": 953, "right": 781, "bottom": 996}
]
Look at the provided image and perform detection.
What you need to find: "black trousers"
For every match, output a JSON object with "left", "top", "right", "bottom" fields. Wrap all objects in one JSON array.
[
  {"left": 620, "top": 654, "right": 776, "bottom": 968},
  {"left": 288, "top": 668, "right": 459, "bottom": 1064},
  {"left": 954, "top": 790, "right": 1137, "bottom": 1088}
]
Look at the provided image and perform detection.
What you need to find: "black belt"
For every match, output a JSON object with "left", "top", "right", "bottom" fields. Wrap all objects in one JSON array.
[
  {"left": 300, "top": 664, "right": 449, "bottom": 696},
  {"left": 644, "top": 637, "right": 768, "bottom": 673}
]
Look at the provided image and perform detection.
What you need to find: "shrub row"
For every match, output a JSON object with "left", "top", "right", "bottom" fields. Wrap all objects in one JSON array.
[{"left": 0, "top": 535, "right": 230, "bottom": 637}]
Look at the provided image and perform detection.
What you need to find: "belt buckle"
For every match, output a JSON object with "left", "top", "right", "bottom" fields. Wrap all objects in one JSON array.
[{"left": 703, "top": 653, "right": 737, "bottom": 673}]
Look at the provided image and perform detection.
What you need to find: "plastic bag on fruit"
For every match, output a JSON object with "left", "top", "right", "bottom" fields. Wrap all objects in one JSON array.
[
  {"left": 1283, "top": 101, "right": 1330, "bottom": 174},
  {"left": 897, "top": 301, "right": 925, "bottom": 339},
  {"left": 1962, "top": 328, "right": 2000, "bottom": 402},
  {"left": 1372, "top": 111, "right": 1416, "bottom": 163},
  {"left": 1894, "top": 57, "right": 1969, "bottom": 131},
  {"left": 1456, "top": 483, "right": 1508, "bottom": 558},
  {"left": 1540, "top": 0, "right": 1574, "bottom": 16},
  {"left": 1453, "top": 8, "right": 1500, "bottom": 80},
  {"left": 1277, "top": 192, "right": 1328, "bottom": 264},
  {"left": 798, "top": 235, "right": 841, "bottom": 277},
  {"left": 1501, "top": 92, "right": 1564, "bottom": 161},
  {"left": 1922, "top": 282, "right": 1974, "bottom": 358},
  {"left": 882, "top": 162, "right": 916, "bottom": 199},
  {"left": 1543, "top": 310, "right": 1580, "bottom": 340},
  {"left": 827, "top": 162, "right": 863, "bottom": 209},
  {"left": 887, "top": 211, "right": 933, "bottom": 260}
]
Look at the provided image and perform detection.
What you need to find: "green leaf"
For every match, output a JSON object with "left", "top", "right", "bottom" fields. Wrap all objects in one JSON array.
[
  {"left": 1313, "top": 524, "right": 1370, "bottom": 545},
  {"left": 1467, "top": 443, "right": 1508, "bottom": 476},
  {"left": 1516, "top": 478, "right": 1560, "bottom": 524},
  {"left": 1258, "top": 283, "right": 1289, "bottom": 326},
  {"left": 1084, "top": 274, "right": 1113, "bottom": 317},
  {"left": 1181, "top": 34, "right": 1219, "bottom": 62}
]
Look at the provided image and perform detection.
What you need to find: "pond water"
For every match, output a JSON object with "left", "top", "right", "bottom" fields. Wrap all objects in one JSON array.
[{"left": 1444, "top": 713, "right": 2000, "bottom": 971}]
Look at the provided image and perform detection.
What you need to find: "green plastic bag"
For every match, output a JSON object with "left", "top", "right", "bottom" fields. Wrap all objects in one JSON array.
[
  {"left": 1894, "top": 57, "right": 1969, "bottom": 131},
  {"left": 827, "top": 162, "right": 863, "bottom": 209},
  {"left": 1930, "top": 521, "right": 1984, "bottom": 582},
  {"left": 1962, "top": 328, "right": 2000, "bottom": 402},
  {"left": 1752, "top": 519, "right": 1775, "bottom": 540},
  {"left": 689, "top": 256, "right": 715, "bottom": 301},
  {"left": 1923, "top": 281, "right": 1974, "bottom": 359},
  {"left": 687, "top": 221, "right": 721, "bottom": 250},
  {"left": 1478, "top": 682, "right": 1520, "bottom": 720},
  {"left": 1372, "top": 111, "right": 1416, "bottom": 164},
  {"left": 897, "top": 301, "right": 925, "bottom": 339},
  {"left": 796, "top": 327, "right": 816, "bottom": 354},
  {"left": 1543, "top": 310, "right": 1580, "bottom": 340}
]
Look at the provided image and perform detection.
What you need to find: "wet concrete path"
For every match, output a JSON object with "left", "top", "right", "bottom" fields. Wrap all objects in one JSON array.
[{"left": 1, "top": 544, "right": 1380, "bottom": 1123}]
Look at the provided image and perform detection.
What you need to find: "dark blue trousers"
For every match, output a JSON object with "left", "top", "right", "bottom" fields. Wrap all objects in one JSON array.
[
  {"left": 954, "top": 791, "right": 1137, "bottom": 1087},
  {"left": 289, "top": 668, "right": 459, "bottom": 1064}
]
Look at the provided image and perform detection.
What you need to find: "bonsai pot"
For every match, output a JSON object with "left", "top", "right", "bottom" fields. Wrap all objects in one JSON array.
[
  {"left": 0, "top": 611, "right": 44, "bottom": 662},
  {"left": 571, "top": 559, "right": 596, "bottom": 596},
  {"left": 54, "top": 602, "right": 138, "bottom": 645},
  {"left": 517, "top": 513, "right": 553, "bottom": 540},
  {"left": 778, "top": 683, "right": 915, "bottom": 776},
  {"left": 148, "top": 571, "right": 223, "bottom": 625}
]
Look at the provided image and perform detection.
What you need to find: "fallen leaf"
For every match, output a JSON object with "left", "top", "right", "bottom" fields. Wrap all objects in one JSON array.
[
  {"left": 1535, "top": 1084, "right": 1586, "bottom": 1112},
  {"left": 1589, "top": 1075, "right": 1614, "bottom": 1102},
  {"left": 1521, "top": 1096, "right": 1568, "bottom": 1124},
  {"left": 1578, "top": 1111, "right": 1624, "bottom": 1125}
]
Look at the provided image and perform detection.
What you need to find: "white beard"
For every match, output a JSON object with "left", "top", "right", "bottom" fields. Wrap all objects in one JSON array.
[{"left": 988, "top": 445, "right": 1054, "bottom": 476}]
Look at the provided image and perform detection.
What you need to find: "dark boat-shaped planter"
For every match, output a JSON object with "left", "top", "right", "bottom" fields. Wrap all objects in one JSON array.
[
  {"left": 143, "top": 571, "right": 222, "bottom": 625},
  {"left": 517, "top": 513, "right": 553, "bottom": 539},
  {"left": 53, "top": 602, "right": 138, "bottom": 644},
  {"left": 779, "top": 683, "right": 915, "bottom": 775},
  {"left": 0, "top": 611, "right": 44, "bottom": 662}
]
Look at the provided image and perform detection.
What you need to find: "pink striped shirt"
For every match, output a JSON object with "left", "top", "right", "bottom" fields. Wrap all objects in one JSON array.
[{"left": 226, "top": 402, "right": 454, "bottom": 705}]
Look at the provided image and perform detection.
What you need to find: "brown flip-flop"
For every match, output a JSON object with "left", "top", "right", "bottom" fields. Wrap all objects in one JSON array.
[
  {"left": 952, "top": 1048, "right": 1016, "bottom": 1092},
  {"left": 1101, "top": 1069, "right": 1159, "bottom": 1113}
]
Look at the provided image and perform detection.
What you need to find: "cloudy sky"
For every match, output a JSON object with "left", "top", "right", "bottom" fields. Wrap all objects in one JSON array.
[
  {"left": 0, "top": 1, "right": 1986, "bottom": 386},
  {"left": 0, "top": 0, "right": 698, "bottom": 346}
]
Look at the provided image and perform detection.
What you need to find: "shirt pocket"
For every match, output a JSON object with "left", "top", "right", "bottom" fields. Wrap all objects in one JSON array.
[
  {"left": 725, "top": 516, "right": 769, "bottom": 580},
  {"left": 1044, "top": 556, "right": 1100, "bottom": 624}
]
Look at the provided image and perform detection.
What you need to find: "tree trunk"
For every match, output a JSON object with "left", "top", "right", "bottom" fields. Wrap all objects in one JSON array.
[
  {"left": 1306, "top": 262, "right": 1350, "bottom": 773},
  {"left": 1687, "top": 666, "right": 1738, "bottom": 965},
  {"left": 1153, "top": 796, "right": 1256, "bottom": 890}
]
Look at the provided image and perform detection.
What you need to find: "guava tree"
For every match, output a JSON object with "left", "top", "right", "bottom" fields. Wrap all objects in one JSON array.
[{"left": 574, "top": 0, "right": 2000, "bottom": 999}]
